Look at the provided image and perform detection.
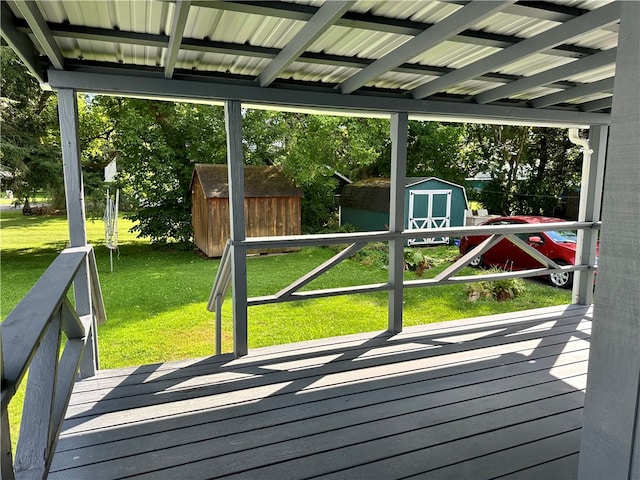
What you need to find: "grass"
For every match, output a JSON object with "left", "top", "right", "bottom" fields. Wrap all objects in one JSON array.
[
  {"left": 1, "top": 208, "right": 571, "bottom": 450},
  {"left": 2, "top": 210, "right": 571, "bottom": 367}
]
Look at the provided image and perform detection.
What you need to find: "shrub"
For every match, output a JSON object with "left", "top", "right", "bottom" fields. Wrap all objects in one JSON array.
[
  {"left": 466, "top": 268, "right": 526, "bottom": 301},
  {"left": 403, "top": 248, "right": 434, "bottom": 276}
]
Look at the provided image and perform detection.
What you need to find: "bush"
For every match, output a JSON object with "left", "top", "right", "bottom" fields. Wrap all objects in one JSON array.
[
  {"left": 466, "top": 268, "right": 526, "bottom": 301},
  {"left": 403, "top": 248, "right": 434, "bottom": 276}
]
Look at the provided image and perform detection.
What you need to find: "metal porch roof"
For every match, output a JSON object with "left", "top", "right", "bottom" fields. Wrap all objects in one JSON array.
[{"left": 1, "top": 0, "right": 622, "bottom": 126}]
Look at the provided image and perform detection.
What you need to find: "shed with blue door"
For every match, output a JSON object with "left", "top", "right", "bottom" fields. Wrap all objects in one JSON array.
[{"left": 339, "top": 177, "right": 469, "bottom": 245}]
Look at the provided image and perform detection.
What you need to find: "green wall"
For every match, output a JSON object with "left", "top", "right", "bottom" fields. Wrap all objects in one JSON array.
[{"left": 341, "top": 207, "right": 389, "bottom": 231}]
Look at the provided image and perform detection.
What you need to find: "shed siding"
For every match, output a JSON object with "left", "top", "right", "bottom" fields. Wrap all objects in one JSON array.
[
  {"left": 200, "top": 197, "right": 301, "bottom": 257},
  {"left": 341, "top": 207, "right": 388, "bottom": 231},
  {"left": 192, "top": 175, "right": 212, "bottom": 256},
  {"left": 191, "top": 164, "right": 302, "bottom": 257},
  {"left": 340, "top": 177, "right": 468, "bottom": 235}
]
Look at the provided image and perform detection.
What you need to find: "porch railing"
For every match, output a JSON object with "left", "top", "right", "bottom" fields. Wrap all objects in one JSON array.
[
  {"left": 209, "top": 221, "right": 599, "bottom": 353},
  {"left": 208, "top": 239, "right": 233, "bottom": 355},
  {"left": 0, "top": 245, "right": 105, "bottom": 480}
]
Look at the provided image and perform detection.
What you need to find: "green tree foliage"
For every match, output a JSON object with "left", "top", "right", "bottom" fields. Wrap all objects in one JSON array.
[
  {"left": 516, "top": 127, "right": 581, "bottom": 216},
  {"left": 466, "top": 125, "right": 581, "bottom": 216},
  {"left": 274, "top": 114, "right": 389, "bottom": 231},
  {"left": 94, "top": 97, "right": 227, "bottom": 243},
  {"left": 0, "top": 46, "right": 62, "bottom": 207},
  {"left": 406, "top": 121, "right": 469, "bottom": 183}
]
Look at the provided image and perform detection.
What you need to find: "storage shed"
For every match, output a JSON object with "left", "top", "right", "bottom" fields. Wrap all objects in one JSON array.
[
  {"left": 191, "top": 164, "right": 303, "bottom": 257},
  {"left": 340, "top": 177, "right": 468, "bottom": 245}
]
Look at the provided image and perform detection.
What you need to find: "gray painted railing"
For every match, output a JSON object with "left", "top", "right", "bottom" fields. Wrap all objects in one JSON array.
[
  {"left": 210, "top": 221, "right": 599, "bottom": 352},
  {"left": 0, "top": 245, "right": 105, "bottom": 480},
  {"left": 208, "top": 239, "right": 233, "bottom": 355}
]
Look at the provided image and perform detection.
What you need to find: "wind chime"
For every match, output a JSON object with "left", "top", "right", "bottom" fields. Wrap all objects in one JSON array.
[{"left": 103, "top": 188, "right": 119, "bottom": 273}]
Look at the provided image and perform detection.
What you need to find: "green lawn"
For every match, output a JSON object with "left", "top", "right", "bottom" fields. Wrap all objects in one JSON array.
[
  {"left": 1, "top": 208, "right": 572, "bottom": 450},
  {"left": 1, "top": 208, "right": 572, "bottom": 367}
]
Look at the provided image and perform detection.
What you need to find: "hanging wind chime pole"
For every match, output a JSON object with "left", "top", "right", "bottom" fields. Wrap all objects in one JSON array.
[{"left": 104, "top": 188, "right": 119, "bottom": 273}]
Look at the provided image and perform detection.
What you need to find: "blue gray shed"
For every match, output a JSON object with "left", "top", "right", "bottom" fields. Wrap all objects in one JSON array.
[{"left": 340, "top": 177, "right": 469, "bottom": 245}]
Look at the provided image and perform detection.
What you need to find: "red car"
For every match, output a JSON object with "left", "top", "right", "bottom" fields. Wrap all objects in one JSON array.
[{"left": 458, "top": 216, "right": 591, "bottom": 289}]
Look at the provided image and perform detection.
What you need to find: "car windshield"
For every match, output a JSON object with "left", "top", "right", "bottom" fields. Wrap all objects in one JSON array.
[{"left": 546, "top": 230, "right": 577, "bottom": 243}]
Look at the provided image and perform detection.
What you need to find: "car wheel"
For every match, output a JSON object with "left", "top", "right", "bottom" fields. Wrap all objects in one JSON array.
[
  {"left": 468, "top": 250, "right": 484, "bottom": 268},
  {"left": 549, "top": 260, "right": 573, "bottom": 289}
]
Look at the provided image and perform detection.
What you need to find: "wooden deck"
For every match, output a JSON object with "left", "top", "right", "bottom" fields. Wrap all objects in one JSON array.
[{"left": 50, "top": 304, "right": 592, "bottom": 479}]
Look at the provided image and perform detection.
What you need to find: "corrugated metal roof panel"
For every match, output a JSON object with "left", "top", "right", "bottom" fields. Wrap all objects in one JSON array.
[
  {"left": 567, "top": 92, "right": 614, "bottom": 105},
  {"left": 286, "top": 61, "right": 358, "bottom": 84},
  {"left": 570, "top": 29, "right": 618, "bottom": 49},
  {"left": 511, "top": 86, "right": 565, "bottom": 102},
  {"left": 446, "top": 79, "right": 503, "bottom": 97},
  {"left": 474, "top": 13, "right": 560, "bottom": 38},
  {"left": 413, "top": 42, "right": 500, "bottom": 69},
  {"left": 2, "top": 0, "right": 621, "bottom": 120},
  {"left": 372, "top": 71, "right": 435, "bottom": 91},
  {"left": 567, "top": 64, "right": 616, "bottom": 83},
  {"left": 497, "top": 54, "right": 576, "bottom": 77},
  {"left": 313, "top": 27, "right": 411, "bottom": 59}
]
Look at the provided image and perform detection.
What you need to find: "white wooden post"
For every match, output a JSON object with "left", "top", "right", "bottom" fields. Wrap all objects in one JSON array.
[
  {"left": 225, "top": 100, "right": 248, "bottom": 357},
  {"left": 572, "top": 125, "right": 607, "bottom": 305},
  {"left": 57, "top": 88, "right": 97, "bottom": 377},
  {"left": 388, "top": 112, "right": 408, "bottom": 333},
  {"left": 578, "top": 1, "right": 640, "bottom": 477}
]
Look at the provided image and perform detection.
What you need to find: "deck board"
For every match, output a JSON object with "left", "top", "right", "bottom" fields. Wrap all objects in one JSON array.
[{"left": 50, "top": 305, "right": 592, "bottom": 479}]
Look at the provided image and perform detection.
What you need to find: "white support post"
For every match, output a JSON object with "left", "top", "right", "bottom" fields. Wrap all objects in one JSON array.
[
  {"left": 578, "top": 1, "right": 640, "bottom": 477},
  {"left": 572, "top": 125, "right": 607, "bottom": 306},
  {"left": 388, "top": 112, "right": 408, "bottom": 333},
  {"left": 57, "top": 88, "right": 97, "bottom": 377},
  {"left": 225, "top": 100, "right": 248, "bottom": 357}
]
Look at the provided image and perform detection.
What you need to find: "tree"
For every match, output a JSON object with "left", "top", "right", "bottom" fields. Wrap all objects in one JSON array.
[
  {"left": 406, "top": 121, "right": 470, "bottom": 183},
  {"left": 95, "top": 96, "right": 227, "bottom": 243},
  {"left": 465, "top": 124, "right": 581, "bottom": 216},
  {"left": 0, "top": 45, "right": 62, "bottom": 207},
  {"left": 274, "top": 114, "right": 389, "bottom": 230},
  {"left": 515, "top": 127, "right": 581, "bottom": 216}
]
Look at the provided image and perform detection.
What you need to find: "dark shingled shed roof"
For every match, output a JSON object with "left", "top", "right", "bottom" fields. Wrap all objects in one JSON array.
[
  {"left": 340, "top": 177, "right": 462, "bottom": 213},
  {"left": 191, "top": 164, "right": 303, "bottom": 199}
]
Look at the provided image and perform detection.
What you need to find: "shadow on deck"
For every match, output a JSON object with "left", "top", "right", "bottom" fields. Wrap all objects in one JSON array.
[{"left": 50, "top": 304, "right": 592, "bottom": 479}]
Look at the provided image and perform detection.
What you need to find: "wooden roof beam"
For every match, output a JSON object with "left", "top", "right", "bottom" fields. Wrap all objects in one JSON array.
[
  {"left": 475, "top": 47, "right": 617, "bottom": 104},
  {"left": 0, "top": 1, "right": 45, "bottom": 81},
  {"left": 340, "top": 0, "right": 514, "bottom": 95},
  {"left": 164, "top": 0, "right": 191, "bottom": 79},
  {"left": 411, "top": 2, "right": 620, "bottom": 100},
  {"left": 10, "top": 0, "right": 64, "bottom": 69},
  {"left": 580, "top": 97, "right": 612, "bottom": 112},
  {"left": 257, "top": 1, "right": 353, "bottom": 87},
  {"left": 531, "top": 77, "right": 614, "bottom": 109}
]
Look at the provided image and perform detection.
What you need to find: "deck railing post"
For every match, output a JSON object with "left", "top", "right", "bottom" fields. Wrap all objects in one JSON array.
[
  {"left": 579, "top": 2, "right": 640, "bottom": 476},
  {"left": 225, "top": 100, "right": 248, "bottom": 357},
  {"left": 57, "top": 88, "right": 97, "bottom": 376},
  {"left": 572, "top": 125, "right": 607, "bottom": 306},
  {"left": 388, "top": 112, "right": 408, "bottom": 333},
  {"left": 0, "top": 330, "right": 15, "bottom": 480}
]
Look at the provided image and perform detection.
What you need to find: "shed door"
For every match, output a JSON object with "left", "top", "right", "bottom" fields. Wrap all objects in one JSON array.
[{"left": 408, "top": 190, "right": 452, "bottom": 245}]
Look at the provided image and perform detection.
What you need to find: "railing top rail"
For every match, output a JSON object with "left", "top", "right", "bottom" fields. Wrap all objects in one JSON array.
[
  {"left": 208, "top": 239, "right": 232, "bottom": 312},
  {"left": 1, "top": 245, "right": 91, "bottom": 404},
  {"left": 236, "top": 221, "right": 600, "bottom": 249}
]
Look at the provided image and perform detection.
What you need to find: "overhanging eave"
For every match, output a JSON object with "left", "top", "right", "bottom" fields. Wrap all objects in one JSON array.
[{"left": 46, "top": 70, "right": 610, "bottom": 128}]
